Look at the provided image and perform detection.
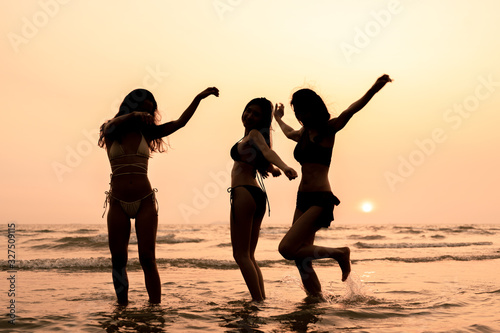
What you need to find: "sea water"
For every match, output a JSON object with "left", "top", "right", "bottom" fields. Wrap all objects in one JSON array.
[{"left": 1, "top": 223, "right": 499, "bottom": 332}]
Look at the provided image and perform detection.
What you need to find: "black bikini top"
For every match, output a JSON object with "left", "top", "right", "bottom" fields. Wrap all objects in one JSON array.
[
  {"left": 230, "top": 140, "right": 268, "bottom": 172},
  {"left": 231, "top": 141, "right": 258, "bottom": 164},
  {"left": 230, "top": 141, "right": 271, "bottom": 215},
  {"left": 294, "top": 129, "right": 332, "bottom": 166},
  {"left": 230, "top": 141, "right": 243, "bottom": 162}
]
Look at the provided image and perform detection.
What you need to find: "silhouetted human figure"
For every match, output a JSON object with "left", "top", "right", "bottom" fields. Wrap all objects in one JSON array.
[
  {"left": 229, "top": 98, "right": 298, "bottom": 301},
  {"left": 99, "top": 87, "right": 219, "bottom": 304},
  {"left": 275, "top": 75, "right": 392, "bottom": 297}
]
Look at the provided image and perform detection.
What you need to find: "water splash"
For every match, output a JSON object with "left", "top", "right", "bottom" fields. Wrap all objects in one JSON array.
[{"left": 324, "top": 271, "right": 379, "bottom": 306}]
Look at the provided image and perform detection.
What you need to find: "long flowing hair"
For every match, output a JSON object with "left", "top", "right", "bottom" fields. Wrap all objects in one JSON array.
[
  {"left": 291, "top": 88, "right": 330, "bottom": 134},
  {"left": 98, "top": 89, "right": 166, "bottom": 152}
]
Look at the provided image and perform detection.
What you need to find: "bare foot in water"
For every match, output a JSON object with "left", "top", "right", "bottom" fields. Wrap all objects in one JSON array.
[{"left": 335, "top": 247, "right": 351, "bottom": 281}]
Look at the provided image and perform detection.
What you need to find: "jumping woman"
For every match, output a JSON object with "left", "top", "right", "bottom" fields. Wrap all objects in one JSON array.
[{"left": 275, "top": 75, "right": 392, "bottom": 297}]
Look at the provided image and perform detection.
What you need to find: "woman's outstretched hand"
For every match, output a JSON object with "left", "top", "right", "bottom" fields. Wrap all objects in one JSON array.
[
  {"left": 371, "top": 74, "right": 392, "bottom": 93},
  {"left": 284, "top": 167, "right": 298, "bottom": 180},
  {"left": 274, "top": 103, "right": 284, "bottom": 120},
  {"left": 197, "top": 87, "right": 219, "bottom": 99},
  {"left": 271, "top": 167, "right": 282, "bottom": 177}
]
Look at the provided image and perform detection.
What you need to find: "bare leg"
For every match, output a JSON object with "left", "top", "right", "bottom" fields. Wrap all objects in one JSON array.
[
  {"left": 107, "top": 201, "right": 131, "bottom": 305},
  {"left": 230, "top": 187, "right": 265, "bottom": 301},
  {"left": 279, "top": 207, "right": 351, "bottom": 283},
  {"left": 290, "top": 208, "right": 322, "bottom": 296},
  {"left": 249, "top": 199, "right": 266, "bottom": 299},
  {"left": 135, "top": 196, "right": 161, "bottom": 304},
  {"left": 295, "top": 257, "right": 322, "bottom": 297}
]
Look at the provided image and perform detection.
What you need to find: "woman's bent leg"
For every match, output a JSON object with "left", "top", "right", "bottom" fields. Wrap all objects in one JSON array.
[
  {"left": 135, "top": 197, "right": 161, "bottom": 304},
  {"left": 107, "top": 201, "right": 131, "bottom": 305},
  {"left": 285, "top": 209, "right": 322, "bottom": 296},
  {"left": 293, "top": 225, "right": 322, "bottom": 296},
  {"left": 279, "top": 207, "right": 351, "bottom": 285}
]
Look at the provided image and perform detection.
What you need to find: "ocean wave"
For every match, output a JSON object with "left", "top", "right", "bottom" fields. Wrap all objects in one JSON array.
[
  {"left": 156, "top": 234, "right": 203, "bottom": 244},
  {"left": 430, "top": 234, "right": 446, "bottom": 239},
  {"left": 354, "top": 241, "right": 493, "bottom": 249},
  {"left": 261, "top": 226, "right": 289, "bottom": 233},
  {"left": 348, "top": 235, "right": 386, "bottom": 240},
  {"left": 36, "top": 229, "right": 57, "bottom": 233},
  {"left": 391, "top": 225, "right": 496, "bottom": 236},
  {"left": 1, "top": 257, "right": 111, "bottom": 271},
  {"left": 476, "top": 289, "right": 500, "bottom": 294},
  {"left": 215, "top": 242, "right": 232, "bottom": 248},
  {"left": 392, "top": 226, "right": 424, "bottom": 234},
  {"left": 426, "top": 225, "right": 496, "bottom": 235},
  {"left": 29, "top": 233, "right": 203, "bottom": 250},
  {"left": 31, "top": 235, "right": 109, "bottom": 250},
  {"left": 70, "top": 228, "right": 100, "bottom": 233},
  {"left": 354, "top": 254, "right": 500, "bottom": 263},
  {"left": 0, "top": 257, "right": 286, "bottom": 271},
  {"left": 4, "top": 251, "right": 500, "bottom": 271}
]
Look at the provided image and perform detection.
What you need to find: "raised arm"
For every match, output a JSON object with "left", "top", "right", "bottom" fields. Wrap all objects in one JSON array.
[
  {"left": 151, "top": 87, "right": 219, "bottom": 138},
  {"left": 331, "top": 74, "right": 392, "bottom": 133},
  {"left": 274, "top": 103, "right": 302, "bottom": 142},
  {"left": 249, "top": 129, "right": 298, "bottom": 180}
]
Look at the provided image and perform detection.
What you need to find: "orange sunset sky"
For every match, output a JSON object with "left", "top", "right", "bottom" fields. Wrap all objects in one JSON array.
[{"left": 1, "top": 0, "right": 499, "bottom": 225}]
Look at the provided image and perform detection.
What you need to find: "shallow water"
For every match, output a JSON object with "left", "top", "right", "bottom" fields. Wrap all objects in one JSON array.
[{"left": 1, "top": 223, "right": 499, "bottom": 332}]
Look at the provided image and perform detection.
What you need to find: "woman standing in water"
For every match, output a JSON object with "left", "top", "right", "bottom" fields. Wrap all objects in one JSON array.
[
  {"left": 275, "top": 74, "right": 392, "bottom": 297},
  {"left": 99, "top": 87, "right": 219, "bottom": 305},
  {"left": 229, "top": 97, "right": 298, "bottom": 301}
]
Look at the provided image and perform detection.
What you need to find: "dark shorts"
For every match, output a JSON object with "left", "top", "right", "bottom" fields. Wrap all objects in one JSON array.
[{"left": 296, "top": 191, "right": 341, "bottom": 228}]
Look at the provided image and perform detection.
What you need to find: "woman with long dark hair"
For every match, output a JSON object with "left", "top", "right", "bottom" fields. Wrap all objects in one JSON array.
[
  {"left": 99, "top": 87, "right": 218, "bottom": 304},
  {"left": 275, "top": 75, "right": 392, "bottom": 297},
  {"left": 229, "top": 97, "right": 297, "bottom": 301}
]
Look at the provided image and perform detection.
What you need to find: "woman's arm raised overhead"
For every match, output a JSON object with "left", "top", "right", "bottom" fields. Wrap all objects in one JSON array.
[
  {"left": 150, "top": 87, "right": 219, "bottom": 139},
  {"left": 331, "top": 74, "right": 392, "bottom": 133}
]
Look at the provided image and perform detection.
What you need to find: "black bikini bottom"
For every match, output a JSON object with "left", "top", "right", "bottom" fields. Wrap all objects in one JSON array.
[
  {"left": 296, "top": 191, "right": 340, "bottom": 228},
  {"left": 228, "top": 185, "right": 267, "bottom": 218}
]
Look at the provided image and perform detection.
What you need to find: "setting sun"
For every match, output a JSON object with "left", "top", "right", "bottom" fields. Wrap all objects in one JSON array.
[{"left": 361, "top": 202, "right": 374, "bottom": 213}]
